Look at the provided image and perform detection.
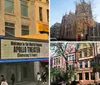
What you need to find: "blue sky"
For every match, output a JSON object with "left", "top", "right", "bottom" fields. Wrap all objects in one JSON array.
[{"left": 50, "top": 0, "right": 100, "bottom": 26}]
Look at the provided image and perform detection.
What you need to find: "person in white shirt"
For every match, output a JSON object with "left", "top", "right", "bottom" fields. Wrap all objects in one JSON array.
[
  {"left": 37, "top": 72, "right": 41, "bottom": 85},
  {"left": 37, "top": 72, "right": 41, "bottom": 82},
  {"left": 1, "top": 75, "right": 8, "bottom": 85}
]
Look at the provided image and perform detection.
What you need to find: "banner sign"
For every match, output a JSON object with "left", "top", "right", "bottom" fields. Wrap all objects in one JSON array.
[
  {"left": 1, "top": 39, "right": 48, "bottom": 59},
  {"left": 38, "top": 23, "right": 49, "bottom": 32}
]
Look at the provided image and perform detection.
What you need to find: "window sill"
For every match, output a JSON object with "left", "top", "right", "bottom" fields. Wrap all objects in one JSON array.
[
  {"left": 21, "top": 16, "right": 30, "bottom": 20},
  {"left": 5, "top": 12, "right": 15, "bottom": 16}
]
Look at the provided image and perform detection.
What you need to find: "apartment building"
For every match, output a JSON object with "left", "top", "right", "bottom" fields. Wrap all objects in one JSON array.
[
  {"left": 34, "top": 0, "right": 49, "bottom": 34},
  {"left": 52, "top": 56, "right": 66, "bottom": 72},
  {"left": 76, "top": 43, "right": 95, "bottom": 84},
  {"left": 0, "top": 0, "right": 35, "bottom": 37},
  {"left": 0, "top": 0, "right": 49, "bottom": 84},
  {"left": 0, "top": 0, "right": 49, "bottom": 37}
]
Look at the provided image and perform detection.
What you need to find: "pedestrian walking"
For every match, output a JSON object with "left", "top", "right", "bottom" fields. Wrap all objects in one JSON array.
[
  {"left": 37, "top": 72, "right": 41, "bottom": 85},
  {"left": 11, "top": 74, "right": 15, "bottom": 85},
  {"left": 0, "top": 75, "right": 5, "bottom": 84},
  {"left": 0, "top": 75, "right": 8, "bottom": 85},
  {"left": 41, "top": 72, "right": 47, "bottom": 84}
]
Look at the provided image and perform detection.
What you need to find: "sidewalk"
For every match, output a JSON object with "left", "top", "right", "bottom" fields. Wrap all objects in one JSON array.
[{"left": 15, "top": 81, "right": 49, "bottom": 85}]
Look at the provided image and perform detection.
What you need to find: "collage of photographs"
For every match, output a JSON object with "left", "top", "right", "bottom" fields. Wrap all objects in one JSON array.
[
  {"left": 0, "top": 0, "right": 100, "bottom": 85},
  {"left": 50, "top": 0, "right": 100, "bottom": 85}
]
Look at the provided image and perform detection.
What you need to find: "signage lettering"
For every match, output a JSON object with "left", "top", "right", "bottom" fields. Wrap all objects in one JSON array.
[
  {"left": 11, "top": 41, "right": 42, "bottom": 57},
  {"left": 1, "top": 39, "right": 48, "bottom": 59}
]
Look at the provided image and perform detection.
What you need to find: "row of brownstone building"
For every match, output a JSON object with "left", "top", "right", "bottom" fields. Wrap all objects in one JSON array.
[{"left": 51, "top": 43, "right": 100, "bottom": 84}]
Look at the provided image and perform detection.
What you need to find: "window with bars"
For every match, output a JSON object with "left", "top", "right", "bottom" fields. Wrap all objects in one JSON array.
[
  {"left": 21, "top": 25, "right": 29, "bottom": 35},
  {"left": 5, "top": 0, "right": 14, "bottom": 13},
  {"left": 39, "top": 7, "right": 43, "bottom": 21},
  {"left": 21, "top": 0, "right": 28, "bottom": 17},
  {"left": 5, "top": 22, "right": 15, "bottom": 37}
]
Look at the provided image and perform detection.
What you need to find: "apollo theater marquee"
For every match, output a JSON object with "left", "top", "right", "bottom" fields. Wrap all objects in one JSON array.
[{"left": 0, "top": 38, "right": 49, "bottom": 59}]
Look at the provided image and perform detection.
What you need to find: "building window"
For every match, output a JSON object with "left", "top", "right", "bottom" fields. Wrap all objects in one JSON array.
[
  {"left": 89, "top": 48, "right": 92, "bottom": 56},
  {"left": 85, "top": 72, "right": 89, "bottom": 80},
  {"left": 90, "top": 60, "right": 94, "bottom": 67},
  {"left": 85, "top": 61, "right": 88, "bottom": 68},
  {"left": 53, "top": 59, "right": 55, "bottom": 65},
  {"left": 47, "top": 9, "right": 49, "bottom": 22},
  {"left": 23, "top": 66, "right": 28, "bottom": 78},
  {"left": 84, "top": 48, "right": 87, "bottom": 57},
  {"left": 68, "top": 55, "right": 74, "bottom": 61},
  {"left": 79, "top": 62, "right": 82, "bottom": 68},
  {"left": 91, "top": 72, "right": 95, "bottom": 80},
  {"left": 5, "top": 0, "right": 14, "bottom": 13},
  {"left": 79, "top": 51, "right": 82, "bottom": 58},
  {"left": 56, "top": 58, "right": 60, "bottom": 65},
  {"left": 5, "top": 22, "right": 15, "bottom": 37},
  {"left": 46, "top": 0, "right": 49, "bottom": 3},
  {"left": 21, "top": 0, "right": 28, "bottom": 17},
  {"left": 39, "top": 7, "right": 43, "bottom": 21},
  {"left": 21, "top": 25, "right": 29, "bottom": 35},
  {"left": 79, "top": 73, "right": 82, "bottom": 80}
]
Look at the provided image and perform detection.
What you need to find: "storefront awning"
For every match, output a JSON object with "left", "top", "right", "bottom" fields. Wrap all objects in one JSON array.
[
  {"left": 20, "top": 34, "right": 48, "bottom": 40},
  {"left": 41, "top": 60, "right": 49, "bottom": 63},
  {"left": 0, "top": 35, "right": 4, "bottom": 39},
  {"left": 0, "top": 58, "right": 49, "bottom": 63}
]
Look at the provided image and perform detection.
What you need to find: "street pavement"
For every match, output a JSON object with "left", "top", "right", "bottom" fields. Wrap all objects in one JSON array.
[{"left": 15, "top": 81, "right": 49, "bottom": 85}]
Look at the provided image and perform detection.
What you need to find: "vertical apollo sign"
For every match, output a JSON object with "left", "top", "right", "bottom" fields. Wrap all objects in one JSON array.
[{"left": 1, "top": 39, "right": 48, "bottom": 59}]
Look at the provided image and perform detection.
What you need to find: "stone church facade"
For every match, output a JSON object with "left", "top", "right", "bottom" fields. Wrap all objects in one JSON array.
[{"left": 58, "top": 1, "right": 95, "bottom": 40}]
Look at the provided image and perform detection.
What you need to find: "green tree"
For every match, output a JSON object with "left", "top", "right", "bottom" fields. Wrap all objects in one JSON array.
[{"left": 50, "top": 43, "right": 76, "bottom": 84}]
